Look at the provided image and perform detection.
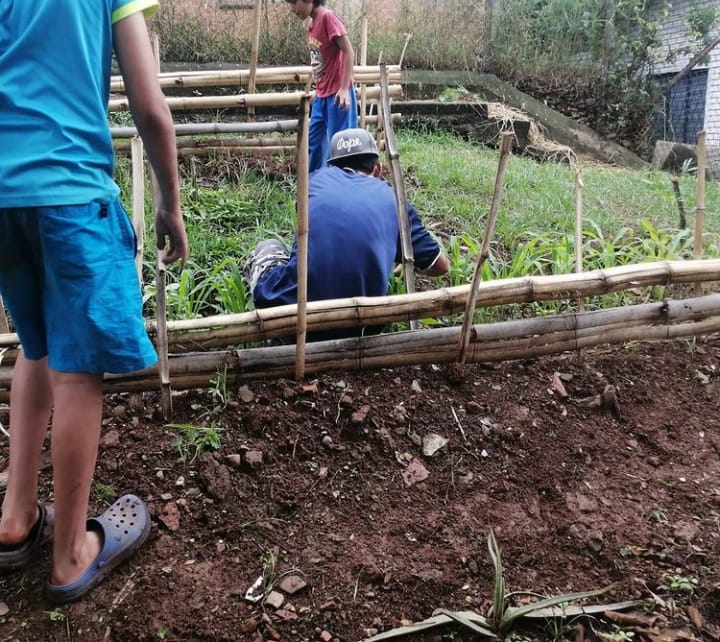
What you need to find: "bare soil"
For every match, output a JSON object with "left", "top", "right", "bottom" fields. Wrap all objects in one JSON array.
[{"left": 1, "top": 339, "right": 719, "bottom": 642}]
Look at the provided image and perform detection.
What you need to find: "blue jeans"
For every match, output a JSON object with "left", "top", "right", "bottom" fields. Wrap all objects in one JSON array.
[{"left": 309, "top": 89, "right": 358, "bottom": 173}]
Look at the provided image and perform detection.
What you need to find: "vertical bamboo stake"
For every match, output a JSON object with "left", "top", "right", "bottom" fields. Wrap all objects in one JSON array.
[
  {"left": 0, "top": 298, "right": 8, "bottom": 334},
  {"left": 670, "top": 176, "right": 687, "bottom": 230},
  {"left": 380, "top": 64, "right": 417, "bottom": 329},
  {"left": 359, "top": 3, "right": 369, "bottom": 129},
  {"left": 247, "top": 0, "right": 263, "bottom": 122},
  {"left": 398, "top": 32, "right": 412, "bottom": 68},
  {"left": 295, "top": 95, "right": 311, "bottom": 381},
  {"left": 130, "top": 136, "right": 146, "bottom": 284},
  {"left": 574, "top": 166, "right": 585, "bottom": 315},
  {"left": 694, "top": 130, "right": 707, "bottom": 295},
  {"left": 457, "top": 132, "right": 513, "bottom": 363},
  {"left": 150, "top": 32, "right": 172, "bottom": 419}
]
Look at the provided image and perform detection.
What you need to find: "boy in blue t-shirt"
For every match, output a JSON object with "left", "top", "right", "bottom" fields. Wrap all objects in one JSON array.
[
  {"left": 0, "top": 0, "right": 188, "bottom": 603},
  {"left": 245, "top": 128, "right": 450, "bottom": 341}
]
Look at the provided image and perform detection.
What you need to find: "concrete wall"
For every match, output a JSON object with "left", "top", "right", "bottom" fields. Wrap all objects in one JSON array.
[{"left": 652, "top": 0, "right": 720, "bottom": 174}]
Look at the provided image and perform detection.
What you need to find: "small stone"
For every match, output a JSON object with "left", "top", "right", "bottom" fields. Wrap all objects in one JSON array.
[
  {"left": 403, "top": 459, "right": 429, "bottom": 487},
  {"left": 109, "top": 406, "right": 125, "bottom": 419},
  {"left": 322, "top": 435, "right": 333, "bottom": 447},
  {"left": 320, "top": 599, "right": 337, "bottom": 611},
  {"left": 158, "top": 502, "right": 180, "bottom": 532},
  {"left": 278, "top": 575, "right": 307, "bottom": 595},
  {"left": 100, "top": 430, "right": 120, "bottom": 448},
  {"left": 264, "top": 590, "right": 285, "bottom": 609},
  {"left": 0, "top": 601, "right": 9, "bottom": 616},
  {"left": 244, "top": 450, "right": 264, "bottom": 469},
  {"left": 319, "top": 631, "right": 333, "bottom": 642},
  {"left": 224, "top": 454, "right": 243, "bottom": 468},
  {"left": 339, "top": 394, "right": 353, "bottom": 407},
  {"left": 351, "top": 405, "right": 371, "bottom": 425},
  {"left": 238, "top": 385, "right": 255, "bottom": 403}
]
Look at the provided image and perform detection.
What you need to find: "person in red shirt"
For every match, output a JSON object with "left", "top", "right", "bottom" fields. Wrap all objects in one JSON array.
[{"left": 285, "top": 0, "right": 358, "bottom": 172}]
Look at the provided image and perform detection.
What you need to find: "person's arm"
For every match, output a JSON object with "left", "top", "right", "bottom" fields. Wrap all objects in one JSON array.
[
  {"left": 113, "top": 13, "right": 188, "bottom": 266},
  {"left": 333, "top": 34, "right": 355, "bottom": 109}
]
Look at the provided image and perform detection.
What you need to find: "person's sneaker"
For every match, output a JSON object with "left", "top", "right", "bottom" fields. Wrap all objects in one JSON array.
[{"left": 244, "top": 239, "right": 290, "bottom": 294}]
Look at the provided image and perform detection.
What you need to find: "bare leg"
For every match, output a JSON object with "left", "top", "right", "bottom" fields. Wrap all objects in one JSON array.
[
  {"left": 48, "top": 371, "right": 103, "bottom": 585},
  {"left": 0, "top": 353, "right": 52, "bottom": 544}
]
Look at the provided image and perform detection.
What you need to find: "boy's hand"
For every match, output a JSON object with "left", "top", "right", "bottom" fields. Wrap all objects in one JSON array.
[
  {"left": 334, "top": 87, "right": 350, "bottom": 110},
  {"left": 155, "top": 208, "right": 189, "bottom": 266}
]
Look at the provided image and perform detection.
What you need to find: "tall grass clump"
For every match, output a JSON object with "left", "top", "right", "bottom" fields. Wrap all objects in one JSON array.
[{"left": 150, "top": 0, "right": 487, "bottom": 69}]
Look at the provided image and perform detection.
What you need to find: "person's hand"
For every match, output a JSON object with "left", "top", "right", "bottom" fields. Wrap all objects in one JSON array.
[
  {"left": 334, "top": 87, "right": 350, "bottom": 110},
  {"left": 155, "top": 206, "right": 189, "bottom": 266}
]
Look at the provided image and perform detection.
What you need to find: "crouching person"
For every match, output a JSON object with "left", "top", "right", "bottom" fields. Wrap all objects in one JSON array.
[{"left": 244, "top": 127, "right": 449, "bottom": 341}]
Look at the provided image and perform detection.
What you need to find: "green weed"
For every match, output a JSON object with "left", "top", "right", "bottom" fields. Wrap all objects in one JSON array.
[{"left": 167, "top": 421, "right": 222, "bottom": 463}]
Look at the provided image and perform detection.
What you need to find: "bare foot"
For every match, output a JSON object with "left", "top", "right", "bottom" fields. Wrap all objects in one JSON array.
[
  {"left": 0, "top": 505, "right": 39, "bottom": 547},
  {"left": 51, "top": 530, "right": 102, "bottom": 586}
]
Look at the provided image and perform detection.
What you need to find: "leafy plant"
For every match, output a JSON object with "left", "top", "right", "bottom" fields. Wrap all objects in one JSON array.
[
  {"left": 45, "top": 609, "right": 65, "bottom": 623},
  {"left": 362, "top": 530, "right": 642, "bottom": 641},
  {"left": 167, "top": 421, "right": 222, "bottom": 463},
  {"left": 659, "top": 573, "right": 698, "bottom": 593},
  {"left": 94, "top": 482, "right": 117, "bottom": 504}
]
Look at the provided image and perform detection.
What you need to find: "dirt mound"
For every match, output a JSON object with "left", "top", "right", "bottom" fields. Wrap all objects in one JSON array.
[{"left": 0, "top": 339, "right": 719, "bottom": 641}]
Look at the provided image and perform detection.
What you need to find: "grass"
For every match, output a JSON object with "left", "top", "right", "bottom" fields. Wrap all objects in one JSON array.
[{"left": 115, "top": 129, "right": 720, "bottom": 322}]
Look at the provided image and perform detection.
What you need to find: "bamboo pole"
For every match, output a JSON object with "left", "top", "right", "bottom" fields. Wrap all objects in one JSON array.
[
  {"left": 574, "top": 166, "right": 585, "bottom": 315},
  {"left": 150, "top": 33, "right": 172, "bottom": 419},
  {"left": 398, "top": 33, "right": 413, "bottom": 68},
  {"left": 3, "top": 260, "right": 720, "bottom": 362},
  {"left": 172, "top": 146, "right": 295, "bottom": 158},
  {"left": 130, "top": 137, "right": 146, "bottom": 283},
  {"left": 110, "top": 114, "right": 399, "bottom": 140},
  {"left": 694, "top": 130, "right": 707, "bottom": 295},
  {"left": 295, "top": 96, "right": 311, "bottom": 381},
  {"left": 247, "top": 0, "right": 263, "bottom": 122},
  {"left": 109, "top": 65, "right": 401, "bottom": 92},
  {"left": 359, "top": 1, "right": 369, "bottom": 129},
  {"left": 670, "top": 176, "right": 687, "bottom": 230},
  {"left": 116, "top": 136, "right": 296, "bottom": 152},
  {"left": 3, "top": 294, "right": 719, "bottom": 398},
  {"left": 380, "top": 64, "right": 416, "bottom": 327},
  {"left": 108, "top": 85, "right": 403, "bottom": 113},
  {"left": 457, "top": 132, "right": 513, "bottom": 363}
]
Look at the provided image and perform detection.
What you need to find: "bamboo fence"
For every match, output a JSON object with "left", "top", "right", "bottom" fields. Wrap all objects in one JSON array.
[
  {"left": 109, "top": 65, "right": 401, "bottom": 93},
  {"left": 2, "top": 260, "right": 720, "bottom": 372},
  {"left": 109, "top": 85, "right": 402, "bottom": 114},
  {"left": 2, "top": 291, "right": 718, "bottom": 397}
]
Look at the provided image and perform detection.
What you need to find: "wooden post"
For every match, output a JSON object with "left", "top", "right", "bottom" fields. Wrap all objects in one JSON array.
[
  {"left": 247, "top": 0, "right": 263, "bottom": 122},
  {"left": 457, "top": 132, "right": 513, "bottom": 363},
  {"left": 380, "top": 64, "right": 416, "bottom": 328},
  {"left": 130, "top": 136, "right": 146, "bottom": 284},
  {"left": 574, "top": 166, "right": 585, "bottom": 315},
  {"left": 150, "top": 32, "right": 172, "bottom": 419},
  {"left": 694, "top": 130, "right": 707, "bottom": 295},
  {"left": 295, "top": 95, "right": 311, "bottom": 381},
  {"left": 359, "top": 4, "right": 369, "bottom": 129}
]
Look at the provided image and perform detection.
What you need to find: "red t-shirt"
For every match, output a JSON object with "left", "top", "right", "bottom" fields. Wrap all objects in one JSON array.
[{"left": 308, "top": 9, "right": 352, "bottom": 98}]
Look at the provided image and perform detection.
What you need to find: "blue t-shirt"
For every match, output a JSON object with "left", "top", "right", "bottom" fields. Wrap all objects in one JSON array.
[
  {"left": 253, "top": 166, "right": 441, "bottom": 337},
  {"left": 0, "top": 0, "right": 158, "bottom": 207}
]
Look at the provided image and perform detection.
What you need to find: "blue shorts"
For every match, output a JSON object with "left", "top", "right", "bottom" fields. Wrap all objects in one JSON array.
[{"left": 0, "top": 199, "right": 157, "bottom": 374}]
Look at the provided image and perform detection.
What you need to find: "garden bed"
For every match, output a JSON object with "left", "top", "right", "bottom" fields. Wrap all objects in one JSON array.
[{"left": 0, "top": 339, "right": 719, "bottom": 641}]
